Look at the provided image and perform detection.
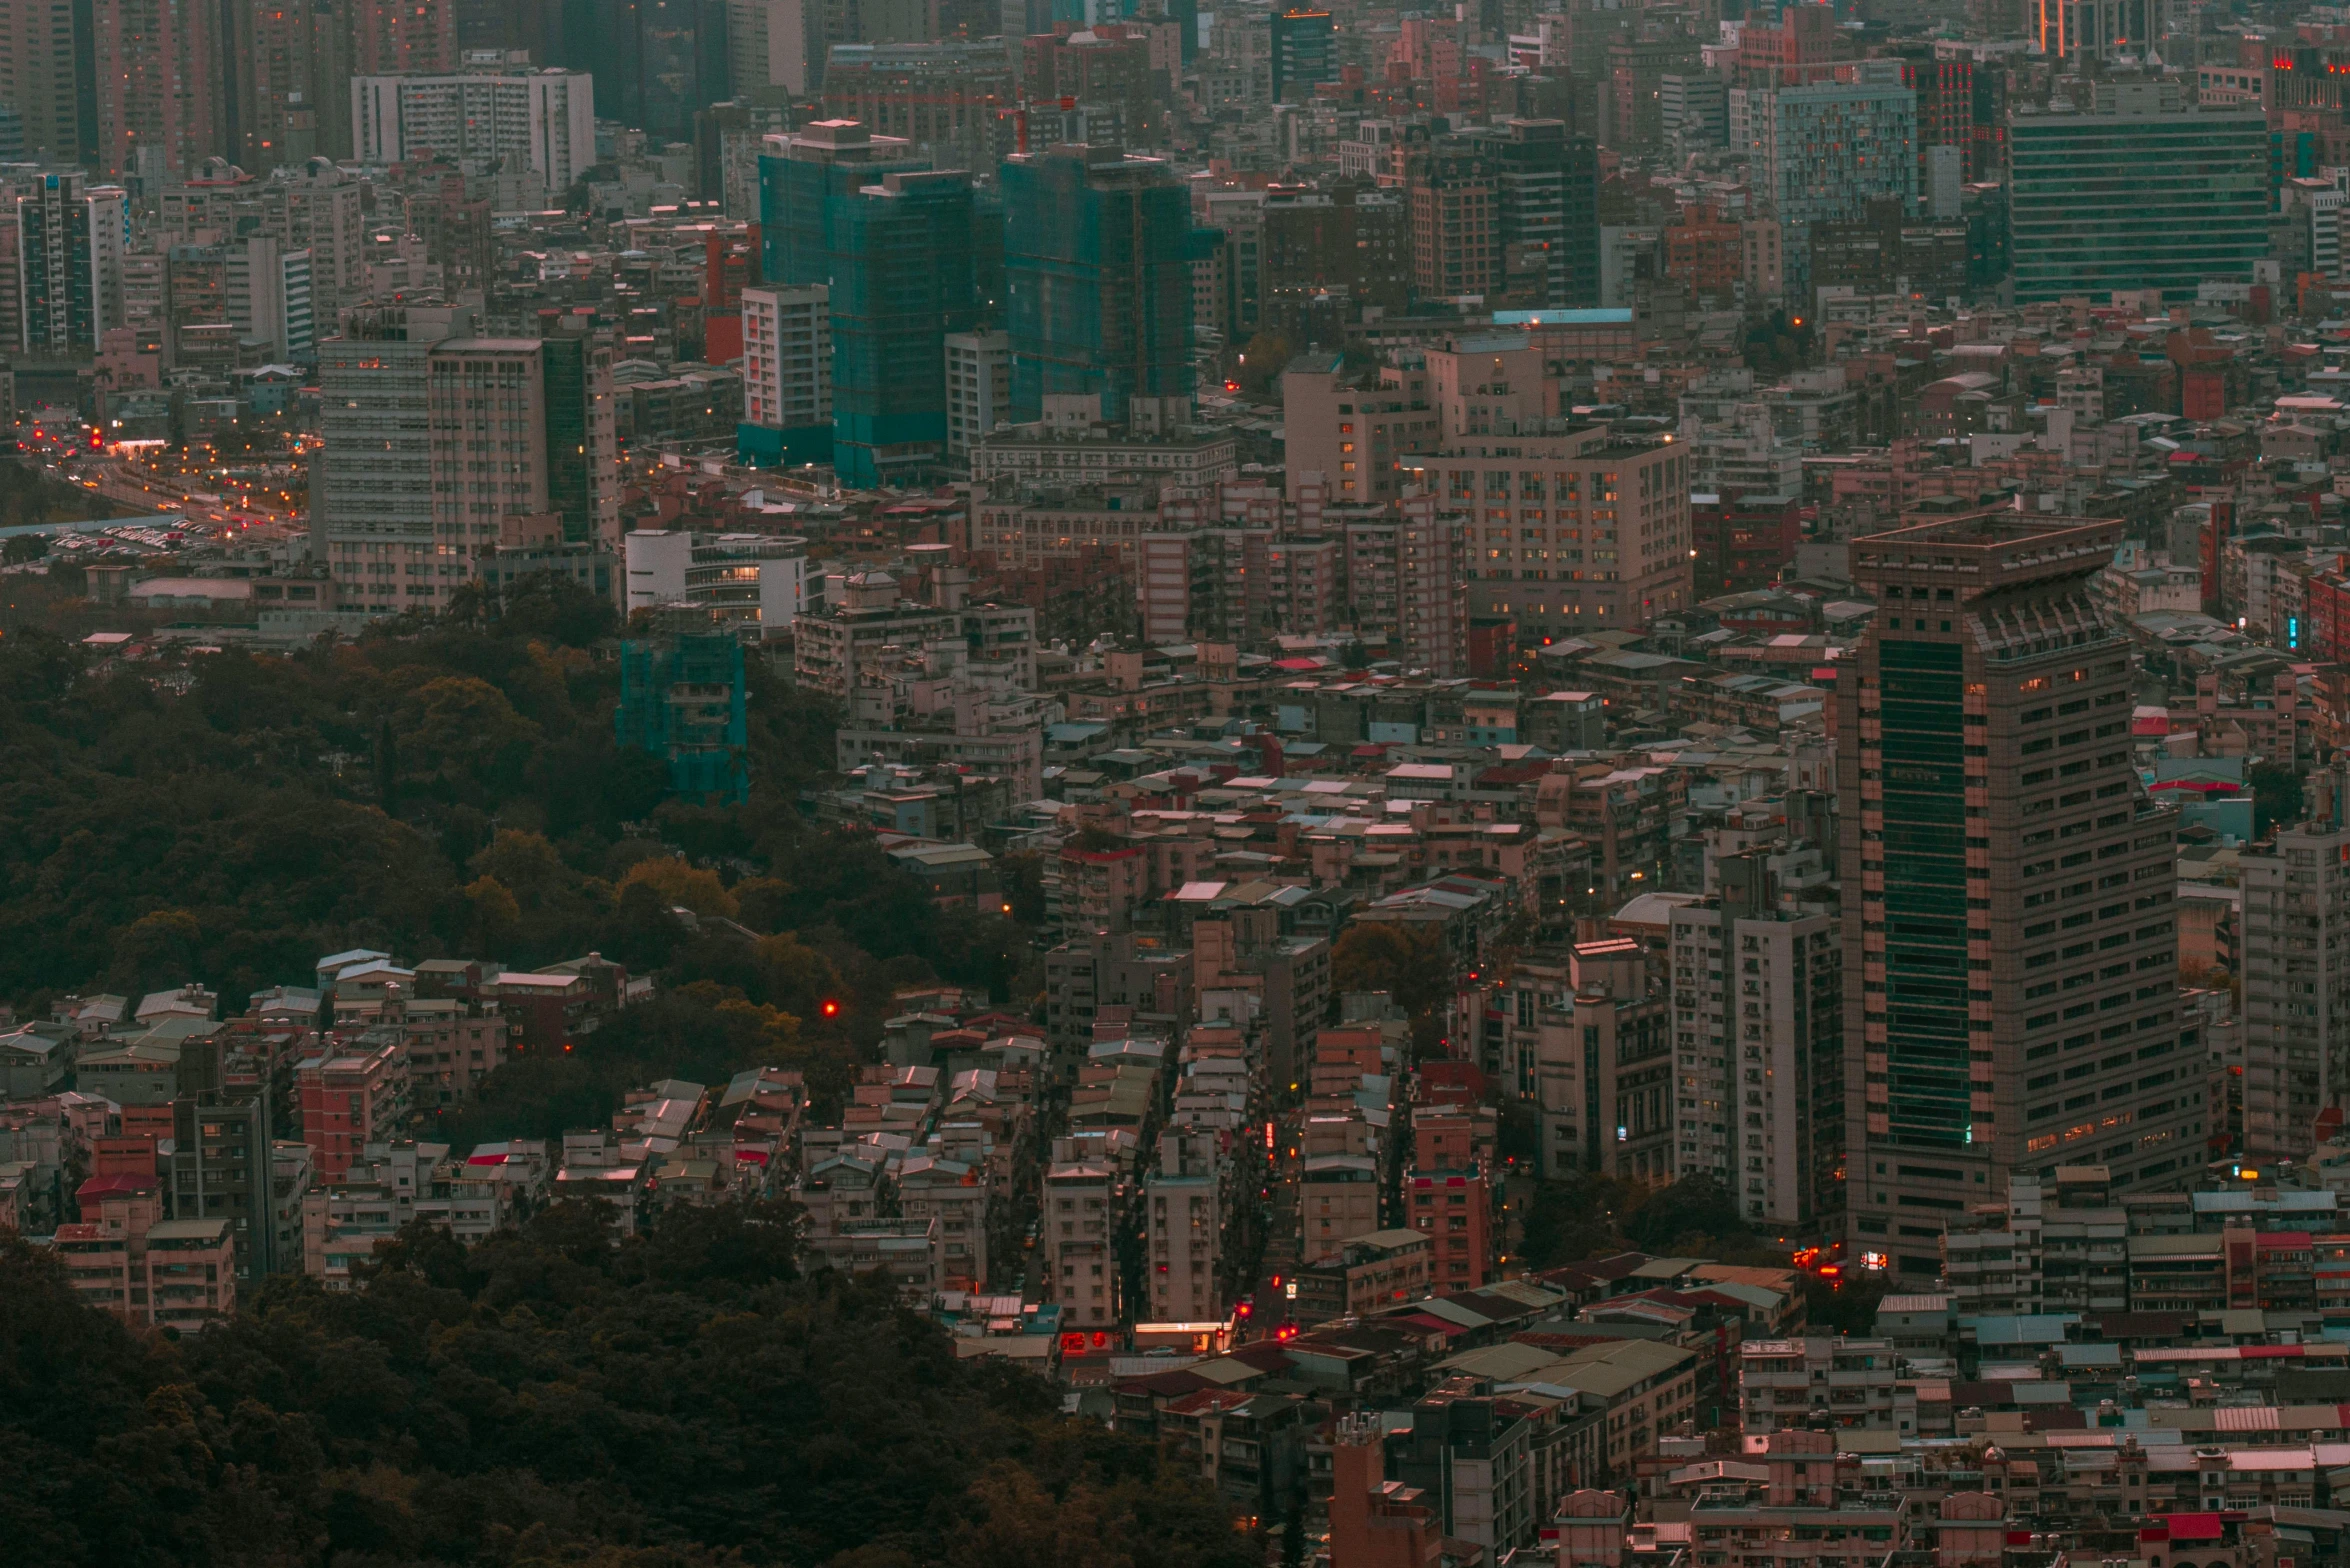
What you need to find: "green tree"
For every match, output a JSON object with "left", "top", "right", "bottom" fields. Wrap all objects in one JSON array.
[{"left": 1330, "top": 922, "right": 1454, "bottom": 1017}]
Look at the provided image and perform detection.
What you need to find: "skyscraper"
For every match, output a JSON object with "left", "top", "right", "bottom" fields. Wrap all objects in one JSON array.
[
  {"left": 93, "top": 0, "right": 224, "bottom": 177},
  {"left": 1837, "top": 514, "right": 2197, "bottom": 1278},
  {"left": 759, "top": 119, "right": 976, "bottom": 488},
  {"left": 1268, "top": 7, "right": 1333, "bottom": 104},
  {"left": 18, "top": 173, "right": 125, "bottom": 355},
  {"left": 2007, "top": 104, "right": 2268, "bottom": 304},
  {"left": 1002, "top": 142, "right": 1201, "bottom": 429},
  {"left": 240, "top": 0, "right": 322, "bottom": 168},
  {"left": 1480, "top": 117, "right": 1600, "bottom": 310},
  {"left": 0, "top": 0, "right": 93, "bottom": 163}
]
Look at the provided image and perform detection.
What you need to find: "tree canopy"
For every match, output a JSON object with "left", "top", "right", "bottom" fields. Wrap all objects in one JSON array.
[
  {"left": 0, "top": 576, "right": 1044, "bottom": 1136},
  {"left": 0, "top": 1204, "right": 1261, "bottom": 1568}
]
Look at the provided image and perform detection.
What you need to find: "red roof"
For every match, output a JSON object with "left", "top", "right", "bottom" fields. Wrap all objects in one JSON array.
[
  {"left": 1399, "top": 1312, "right": 1473, "bottom": 1337},
  {"left": 2155, "top": 1514, "right": 2225, "bottom": 1542},
  {"left": 76, "top": 1174, "right": 155, "bottom": 1201}
]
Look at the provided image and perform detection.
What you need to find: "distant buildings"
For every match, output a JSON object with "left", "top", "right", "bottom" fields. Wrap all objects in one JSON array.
[{"left": 2007, "top": 103, "right": 2269, "bottom": 304}]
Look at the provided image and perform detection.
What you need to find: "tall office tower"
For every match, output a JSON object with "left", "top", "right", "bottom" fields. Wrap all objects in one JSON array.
[
  {"left": 1480, "top": 117, "right": 1599, "bottom": 310},
  {"left": 1002, "top": 142, "right": 1199, "bottom": 430},
  {"left": 739, "top": 285, "right": 833, "bottom": 465},
  {"left": 0, "top": 0, "right": 90, "bottom": 162},
  {"left": 1669, "top": 854, "right": 1843, "bottom": 1234},
  {"left": 226, "top": 235, "right": 315, "bottom": 361},
  {"left": 93, "top": 0, "right": 224, "bottom": 177},
  {"left": 18, "top": 174, "right": 125, "bottom": 355},
  {"left": 2008, "top": 104, "right": 2268, "bottom": 305},
  {"left": 1739, "top": 59, "right": 1917, "bottom": 227},
  {"left": 633, "top": 0, "right": 728, "bottom": 143},
  {"left": 2239, "top": 770, "right": 2350, "bottom": 1164},
  {"left": 1895, "top": 48, "right": 1974, "bottom": 186},
  {"left": 566, "top": 0, "right": 726, "bottom": 142},
  {"left": 1838, "top": 515, "right": 2195, "bottom": 1280},
  {"left": 533, "top": 310, "right": 620, "bottom": 549},
  {"left": 1267, "top": 6, "right": 1331, "bottom": 104},
  {"left": 314, "top": 302, "right": 472, "bottom": 616},
  {"left": 352, "top": 71, "right": 597, "bottom": 194},
  {"left": 2035, "top": 0, "right": 2152, "bottom": 64},
  {"left": 725, "top": 0, "right": 775, "bottom": 96},
  {"left": 760, "top": 119, "right": 975, "bottom": 488},
  {"left": 1143, "top": 1128, "right": 1222, "bottom": 1322},
  {"left": 352, "top": 0, "right": 455, "bottom": 73},
  {"left": 1661, "top": 73, "right": 1728, "bottom": 158}
]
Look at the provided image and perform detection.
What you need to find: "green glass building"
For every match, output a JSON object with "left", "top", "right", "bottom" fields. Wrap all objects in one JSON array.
[
  {"left": 2008, "top": 109, "right": 2270, "bottom": 304},
  {"left": 759, "top": 121, "right": 978, "bottom": 488},
  {"left": 1002, "top": 144, "right": 1211, "bottom": 428}
]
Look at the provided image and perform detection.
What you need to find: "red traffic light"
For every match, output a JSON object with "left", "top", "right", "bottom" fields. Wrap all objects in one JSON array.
[{"left": 820, "top": 999, "right": 840, "bottom": 1018}]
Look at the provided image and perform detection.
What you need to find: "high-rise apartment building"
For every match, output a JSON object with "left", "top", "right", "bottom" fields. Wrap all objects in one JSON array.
[
  {"left": 425, "top": 318, "right": 620, "bottom": 585},
  {"left": 1669, "top": 856, "right": 1843, "bottom": 1233},
  {"left": 0, "top": 0, "right": 93, "bottom": 163},
  {"left": 351, "top": 69, "right": 597, "bottom": 193},
  {"left": 93, "top": 0, "right": 223, "bottom": 177},
  {"left": 2007, "top": 105, "right": 2268, "bottom": 304},
  {"left": 1398, "top": 491, "right": 1469, "bottom": 676},
  {"left": 351, "top": 0, "right": 454, "bottom": 73},
  {"left": 314, "top": 302, "right": 471, "bottom": 616},
  {"left": 1144, "top": 1128, "right": 1222, "bottom": 1322},
  {"left": 1736, "top": 61, "right": 1917, "bottom": 229},
  {"left": 2239, "top": 771, "right": 2350, "bottom": 1164},
  {"left": 1045, "top": 1145, "right": 1119, "bottom": 1330},
  {"left": 1838, "top": 514, "right": 2197, "bottom": 1279},
  {"left": 263, "top": 160, "right": 366, "bottom": 314},
  {"left": 739, "top": 284, "right": 833, "bottom": 464},
  {"left": 1003, "top": 142, "right": 1201, "bottom": 431},
  {"left": 239, "top": 0, "right": 321, "bottom": 168},
  {"left": 759, "top": 118, "right": 977, "bottom": 488},
  {"left": 18, "top": 173, "right": 124, "bottom": 355},
  {"left": 1531, "top": 938, "right": 1671, "bottom": 1181}
]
